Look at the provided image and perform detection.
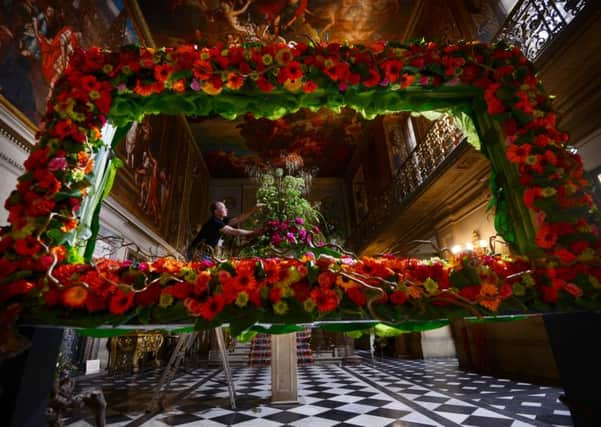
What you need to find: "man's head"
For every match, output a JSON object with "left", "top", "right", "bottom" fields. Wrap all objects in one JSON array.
[{"left": 210, "top": 201, "right": 227, "bottom": 219}]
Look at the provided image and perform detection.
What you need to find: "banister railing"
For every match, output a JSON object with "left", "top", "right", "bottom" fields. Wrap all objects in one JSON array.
[
  {"left": 347, "top": 115, "right": 464, "bottom": 251},
  {"left": 493, "top": 0, "right": 589, "bottom": 61}
]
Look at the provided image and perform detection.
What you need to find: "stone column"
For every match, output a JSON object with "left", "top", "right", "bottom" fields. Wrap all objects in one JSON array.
[{"left": 271, "top": 332, "right": 298, "bottom": 403}]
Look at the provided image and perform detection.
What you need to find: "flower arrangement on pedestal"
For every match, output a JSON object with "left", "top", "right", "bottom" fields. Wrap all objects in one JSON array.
[{"left": 241, "top": 163, "right": 325, "bottom": 257}]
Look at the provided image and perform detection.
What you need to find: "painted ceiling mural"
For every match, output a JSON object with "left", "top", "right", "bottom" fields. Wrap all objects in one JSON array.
[
  {"left": 139, "top": 0, "right": 417, "bottom": 47},
  {"left": 0, "top": 0, "right": 138, "bottom": 125},
  {"left": 189, "top": 108, "right": 364, "bottom": 177}
]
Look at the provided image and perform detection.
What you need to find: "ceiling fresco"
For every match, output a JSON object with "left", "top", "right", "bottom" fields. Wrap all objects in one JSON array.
[
  {"left": 189, "top": 108, "right": 364, "bottom": 177},
  {"left": 139, "top": 0, "right": 416, "bottom": 47}
]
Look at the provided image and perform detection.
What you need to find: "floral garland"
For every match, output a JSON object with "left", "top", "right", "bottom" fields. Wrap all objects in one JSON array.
[
  {"left": 0, "top": 40, "right": 600, "bottom": 328},
  {"left": 2, "top": 252, "right": 600, "bottom": 334}
]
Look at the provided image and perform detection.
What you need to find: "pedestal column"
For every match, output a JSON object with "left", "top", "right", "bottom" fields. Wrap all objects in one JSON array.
[{"left": 271, "top": 332, "right": 298, "bottom": 403}]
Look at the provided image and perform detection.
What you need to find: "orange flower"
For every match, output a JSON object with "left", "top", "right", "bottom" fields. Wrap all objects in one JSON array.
[
  {"left": 335, "top": 273, "right": 357, "bottom": 290},
  {"left": 201, "top": 80, "right": 223, "bottom": 95},
  {"left": 407, "top": 286, "right": 423, "bottom": 299},
  {"left": 479, "top": 297, "right": 501, "bottom": 311},
  {"left": 60, "top": 217, "right": 78, "bottom": 232},
  {"left": 172, "top": 79, "right": 186, "bottom": 92},
  {"left": 225, "top": 72, "right": 244, "bottom": 90},
  {"left": 62, "top": 285, "right": 89, "bottom": 309}
]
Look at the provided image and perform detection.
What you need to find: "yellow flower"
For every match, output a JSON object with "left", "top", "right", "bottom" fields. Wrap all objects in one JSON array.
[
  {"left": 521, "top": 273, "right": 535, "bottom": 288},
  {"left": 159, "top": 293, "right": 174, "bottom": 308},
  {"left": 201, "top": 81, "right": 223, "bottom": 95},
  {"left": 89, "top": 90, "right": 100, "bottom": 100},
  {"left": 121, "top": 65, "right": 132, "bottom": 75},
  {"left": 273, "top": 300, "right": 289, "bottom": 315},
  {"left": 541, "top": 187, "right": 556, "bottom": 197},
  {"left": 102, "top": 64, "right": 113, "bottom": 74},
  {"left": 275, "top": 47, "right": 292, "bottom": 65},
  {"left": 590, "top": 275, "right": 601, "bottom": 289},
  {"left": 303, "top": 299, "right": 316, "bottom": 312},
  {"left": 423, "top": 278, "right": 439, "bottom": 294},
  {"left": 200, "top": 48, "right": 211, "bottom": 60},
  {"left": 512, "top": 282, "right": 526, "bottom": 296},
  {"left": 284, "top": 78, "right": 302, "bottom": 92},
  {"left": 280, "top": 286, "right": 294, "bottom": 298},
  {"left": 236, "top": 291, "right": 249, "bottom": 307},
  {"left": 262, "top": 54, "right": 273, "bottom": 65}
]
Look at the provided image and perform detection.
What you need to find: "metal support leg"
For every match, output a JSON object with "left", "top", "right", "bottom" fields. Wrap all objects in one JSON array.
[
  {"left": 215, "top": 327, "right": 237, "bottom": 409},
  {"left": 369, "top": 329, "right": 375, "bottom": 362},
  {"left": 147, "top": 333, "right": 193, "bottom": 413}
]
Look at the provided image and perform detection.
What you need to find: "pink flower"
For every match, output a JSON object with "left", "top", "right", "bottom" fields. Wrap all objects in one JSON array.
[
  {"left": 295, "top": 217, "right": 304, "bottom": 225},
  {"left": 271, "top": 233, "right": 283, "bottom": 246},
  {"left": 286, "top": 232, "right": 297, "bottom": 244},
  {"left": 48, "top": 157, "right": 67, "bottom": 171}
]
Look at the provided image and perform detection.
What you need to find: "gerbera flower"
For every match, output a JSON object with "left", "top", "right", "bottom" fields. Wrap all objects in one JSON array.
[
  {"left": 109, "top": 289, "right": 135, "bottom": 315},
  {"left": 310, "top": 288, "right": 338, "bottom": 312},
  {"left": 535, "top": 225, "right": 558, "bottom": 249},
  {"left": 225, "top": 72, "right": 244, "bottom": 90},
  {"left": 199, "top": 294, "right": 225, "bottom": 321},
  {"left": 62, "top": 285, "right": 89, "bottom": 309}
]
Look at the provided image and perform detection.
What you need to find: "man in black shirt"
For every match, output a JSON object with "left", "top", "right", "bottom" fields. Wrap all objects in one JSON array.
[{"left": 187, "top": 200, "right": 262, "bottom": 260}]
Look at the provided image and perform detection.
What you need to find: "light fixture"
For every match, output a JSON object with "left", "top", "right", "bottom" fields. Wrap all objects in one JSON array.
[{"left": 451, "top": 244, "right": 462, "bottom": 254}]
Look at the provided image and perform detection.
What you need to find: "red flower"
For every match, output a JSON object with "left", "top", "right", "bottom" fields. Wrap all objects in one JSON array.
[
  {"left": 269, "top": 286, "right": 282, "bottom": 303},
  {"left": 390, "top": 290, "right": 408, "bottom": 305},
  {"left": 536, "top": 225, "right": 558, "bottom": 249},
  {"left": 302, "top": 80, "right": 318, "bottom": 93},
  {"left": 109, "top": 289, "right": 135, "bottom": 315},
  {"left": 0, "top": 280, "right": 35, "bottom": 302},
  {"left": 199, "top": 294, "right": 225, "bottom": 321},
  {"left": 83, "top": 291, "right": 107, "bottom": 312},
  {"left": 24, "top": 147, "right": 49, "bottom": 171},
  {"left": 523, "top": 187, "right": 541, "bottom": 208},
  {"left": 381, "top": 59, "right": 403, "bottom": 83},
  {"left": 310, "top": 288, "right": 339, "bottom": 312},
  {"left": 346, "top": 287, "right": 366, "bottom": 306},
  {"left": 555, "top": 248, "right": 577, "bottom": 264},
  {"left": 256, "top": 77, "right": 274, "bottom": 92},
  {"left": 26, "top": 197, "right": 55, "bottom": 217},
  {"left": 291, "top": 281, "right": 310, "bottom": 302},
  {"left": 15, "top": 237, "right": 42, "bottom": 256},
  {"left": 506, "top": 143, "right": 532, "bottom": 164},
  {"left": 154, "top": 64, "right": 173, "bottom": 82},
  {"left": 460, "top": 63, "right": 481, "bottom": 83},
  {"left": 540, "top": 285, "right": 559, "bottom": 303},
  {"left": 192, "top": 59, "right": 213, "bottom": 80},
  {"left": 564, "top": 283, "right": 583, "bottom": 298},
  {"left": 135, "top": 283, "right": 162, "bottom": 306},
  {"left": 44, "top": 288, "right": 62, "bottom": 306},
  {"left": 363, "top": 69, "right": 380, "bottom": 88},
  {"left": 80, "top": 75, "right": 101, "bottom": 92}
]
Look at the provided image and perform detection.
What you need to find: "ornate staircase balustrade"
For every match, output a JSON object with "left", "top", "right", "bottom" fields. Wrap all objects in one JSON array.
[
  {"left": 494, "top": 0, "right": 589, "bottom": 61},
  {"left": 347, "top": 116, "right": 464, "bottom": 252}
]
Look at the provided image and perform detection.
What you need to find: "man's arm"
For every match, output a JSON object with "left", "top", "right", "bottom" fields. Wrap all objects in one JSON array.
[
  {"left": 220, "top": 225, "right": 255, "bottom": 237},
  {"left": 227, "top": 203, "right": 264, "bottom": 226}
]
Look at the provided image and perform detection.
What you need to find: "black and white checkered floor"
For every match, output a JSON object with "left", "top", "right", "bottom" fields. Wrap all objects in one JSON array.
[{"left": 66, "top": 355, "right": 572, "bottom": 427}]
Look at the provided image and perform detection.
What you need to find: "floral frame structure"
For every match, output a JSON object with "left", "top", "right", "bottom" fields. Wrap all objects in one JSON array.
[{"left": 0, "top": 40, "right": 600, "bottom": 336}]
